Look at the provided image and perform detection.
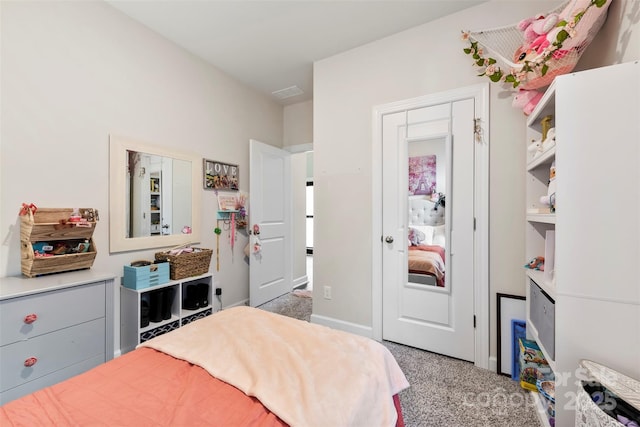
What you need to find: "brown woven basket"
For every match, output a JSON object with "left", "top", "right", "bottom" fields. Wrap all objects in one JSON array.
[{"left": 155, "top": 246, "right": 212, "bottom": 280}]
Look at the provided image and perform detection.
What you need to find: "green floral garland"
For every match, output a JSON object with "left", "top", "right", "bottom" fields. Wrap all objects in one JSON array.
[{"left": 462, "top": 0, "right": 607, "bottom": 88}]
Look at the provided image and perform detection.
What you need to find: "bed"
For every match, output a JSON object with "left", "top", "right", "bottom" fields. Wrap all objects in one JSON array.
[
  {"left": 407, "top": 197, "right": 446, "bottom": 287},
  {"left": 0, "top": 306, "right": 409, "bottom": 427}
]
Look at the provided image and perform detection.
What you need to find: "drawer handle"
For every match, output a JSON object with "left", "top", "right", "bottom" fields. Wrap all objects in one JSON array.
[
  {"left": 24, "top": 357, "right": 38, "bottom": 367},
  {"left": 24, "top": 313, "right": 38, "bottom": 324}
]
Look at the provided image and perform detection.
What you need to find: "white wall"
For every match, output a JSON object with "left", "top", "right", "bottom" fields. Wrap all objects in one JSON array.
[
  {"left": 312, "top": 0, "right": 639, "bottom": 360},
  {"left": 283, "top": 100, "right": 313, "bottom": 147},
  {"left": 283, "top": 100, "right": 314, "bottom": 289},
  {"left": 0, "top": 1, "right": 283, "bottom": 352}
]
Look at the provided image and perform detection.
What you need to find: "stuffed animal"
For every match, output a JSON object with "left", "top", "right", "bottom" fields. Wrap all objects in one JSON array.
[
  {"left": 527, "top": 139, "right": 543, "bottom": 158},
  {"left": 517, "top": 15, "right": 544, "bottom": 45},
  {"left": 517, "top": 13, "right": 560, "bottom": 46},
  {"left": 540, "top": 161, "right": 556, "bottom": 212},
  {"left": 542, "top": 127, "right": 556, "bottom": 151},
  {"left": 513, "top": 89, "right": 543, "bottom": 115},
  {"left": 525, "top": 256, "right": 545, "bottom": 271}
]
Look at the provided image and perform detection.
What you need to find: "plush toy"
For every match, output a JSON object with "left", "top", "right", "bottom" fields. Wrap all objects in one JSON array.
[
  {"left": 517, "top": 15, "right": 544, "bottom": 45},
  {"left": 542, "top": 127, "right": 556, "bottom": 151},
  {"left": 540, "top": 161, "right": 556, "bottom": 212},
  {"left": 513, "top": 88, "right": 543, "bottom": 115},
  {"left": 525, "top": 256, "right": 545, "bottom": 271},
  {"left": 527, "top": 139, "right": 543, "bottom": 158},
  {"left": 517, "top": 13, "right": 560, "bottom": 45}
]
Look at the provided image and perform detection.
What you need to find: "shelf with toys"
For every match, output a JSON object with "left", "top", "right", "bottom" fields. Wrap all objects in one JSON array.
[
  {"left": 19, "top": 204, "right": 99, "bottom": 277},
  {"left": 524, "top": 81, "right": 556, "bottom": 427}
]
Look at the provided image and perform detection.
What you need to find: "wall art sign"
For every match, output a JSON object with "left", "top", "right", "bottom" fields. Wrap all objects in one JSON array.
[
  {"left": 408, "top": 155, "right": 436, "bottom": 195},
  {"left": 496, "top": 293, "right": 526, "bottom": 377},
  {"left": 203, "top": 159, "right": 239, "bottom": 191}
]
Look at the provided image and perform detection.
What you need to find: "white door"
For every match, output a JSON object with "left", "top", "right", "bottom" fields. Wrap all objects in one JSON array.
[
  {"left": 249, "top": 139, "right": 292, "bottom": 307},
  {"left": 382, "top": 99, "right": 476, "bottom": 362}
]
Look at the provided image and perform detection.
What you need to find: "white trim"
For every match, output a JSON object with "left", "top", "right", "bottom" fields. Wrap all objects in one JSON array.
[
  {"left": 227, "top": 298, "right": 249, "bottom": 309},
  {"left": 488, "top": 355, "right": 498, "bottom": 373},
  {"left": 371, "top": 83, "right": 490, "bottom": 370},
  {"left": 292, "top": 274, "right": 309, "bottom": 289},
  {"left": 285, "top": 143, "right": 313, "bottom": 153},
  {"left": 474, "top": 83, "right": 490, "bottom": 370},
  {"left": 310, "top": 314, "right": 374, "bottom": 338}
]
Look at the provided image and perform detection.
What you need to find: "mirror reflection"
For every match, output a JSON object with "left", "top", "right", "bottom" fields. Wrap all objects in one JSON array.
[
  {"left": 407, "top": 136, "right": 448, "bottom": 288},
  {"left": 126, "top": 150, "right": 193, "bottom": 238},
  {"left": 109, "top": 135, "right": 201, "bottom": 253}
]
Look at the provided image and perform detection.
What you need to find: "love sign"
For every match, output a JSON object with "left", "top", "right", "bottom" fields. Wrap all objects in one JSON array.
[{"left": 203, "top": 159, "right": 239, "bottom": 191}]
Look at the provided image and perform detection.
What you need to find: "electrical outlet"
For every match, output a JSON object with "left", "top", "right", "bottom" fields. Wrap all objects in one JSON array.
[
  {"left": 215, "top": 287, "right": 222, "bottom": 296},
  {"left": 323, "top": 286, "right": 332, "bottom": 300}
]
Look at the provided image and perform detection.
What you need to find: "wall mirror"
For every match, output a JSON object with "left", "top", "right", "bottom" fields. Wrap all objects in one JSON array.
[
  {"left": 109, "top": 135, "right": 201, "bottom": 253},
  {"left": 406, "top": 135, "right": 449, "bottom": 289}
]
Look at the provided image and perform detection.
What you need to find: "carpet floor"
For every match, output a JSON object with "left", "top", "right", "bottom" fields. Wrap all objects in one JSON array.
[{"left": 258, "top": 291, "right": 541, "bottom": 427}]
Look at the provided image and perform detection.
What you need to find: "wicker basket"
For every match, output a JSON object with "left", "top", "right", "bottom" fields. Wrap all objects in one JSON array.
[{"left": 155, "top": 246, "right": 212, "bottom": 280}]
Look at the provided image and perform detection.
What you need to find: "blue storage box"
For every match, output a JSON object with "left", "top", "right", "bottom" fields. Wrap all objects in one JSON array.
[{"left": 123, "top": 262, "right": 170, "bottom": 289}]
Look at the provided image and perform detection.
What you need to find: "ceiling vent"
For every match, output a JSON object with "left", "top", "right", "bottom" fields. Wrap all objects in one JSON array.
[{"left": 272, "top": 85, "right": 304, "bottom": 100}]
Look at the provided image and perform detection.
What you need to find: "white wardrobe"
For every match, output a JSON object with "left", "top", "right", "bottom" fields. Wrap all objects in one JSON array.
[{"left": 551, "top": 61, "right": 639, "bottom": 425}]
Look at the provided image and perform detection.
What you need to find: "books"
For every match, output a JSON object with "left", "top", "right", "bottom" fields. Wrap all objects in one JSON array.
[{"left": 519, "top": 338, "right": 553, "bottom": 392}]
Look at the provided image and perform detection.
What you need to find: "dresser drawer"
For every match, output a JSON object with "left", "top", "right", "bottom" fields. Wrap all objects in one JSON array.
[
  {"left": 0, "top": 355, "right": 104, "bottom": 405},
  {"left": 0, "top": 281, "right": 105, "bottom": 345},
  {"left": 0, "top": 318, "right": 105, "bottom": 393}
]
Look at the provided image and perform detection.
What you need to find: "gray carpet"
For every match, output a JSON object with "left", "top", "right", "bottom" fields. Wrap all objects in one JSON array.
[{"left": 259, "top": 291, "right": 541, "bottom": 427}]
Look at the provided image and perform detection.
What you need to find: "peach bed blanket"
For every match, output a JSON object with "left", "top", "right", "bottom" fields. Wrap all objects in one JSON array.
[
  {"left": 140, "top": 306, "right": 409, "bottom": 427},
  {"left": 0, "top": 347, "right": 286, "bottom": 426},
  {"left": 0, "top": 307, "right": 408, "bottom": 427}
]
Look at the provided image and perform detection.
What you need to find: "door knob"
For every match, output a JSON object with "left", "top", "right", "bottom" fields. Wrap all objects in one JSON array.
[{"left": 385, "top": 236, "right": 394, "bottom": 243}]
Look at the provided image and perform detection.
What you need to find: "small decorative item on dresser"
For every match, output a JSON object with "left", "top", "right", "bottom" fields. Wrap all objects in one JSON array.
[
  {"left": 123, "top": 261, "right": 170, "bottom": 290},
  {"left": 155, "top": 244, "right": 213, "bottom": 280},
  {"left": 19, "top": 205, "right": 99, "bottom": 277}
]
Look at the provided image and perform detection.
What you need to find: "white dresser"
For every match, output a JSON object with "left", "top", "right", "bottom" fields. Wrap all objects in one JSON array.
[{"left": 0, "top": 271, "right": 115, "bottom": 405}]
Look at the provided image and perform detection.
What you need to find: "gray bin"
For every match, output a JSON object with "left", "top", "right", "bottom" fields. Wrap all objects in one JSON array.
[{"left": 530, "top": 279, "right": 555, "bottom": 359}]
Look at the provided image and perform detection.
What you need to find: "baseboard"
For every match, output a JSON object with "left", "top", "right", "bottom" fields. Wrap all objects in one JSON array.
[
  {"left": 309, "top": 314, "right": 373, "bottom": 339},
  {"left": 226, "top": 298, "right": 249, "bottom": 309},
  {"left": 292, "top": 275, "right": 309, "bottom": 290}
]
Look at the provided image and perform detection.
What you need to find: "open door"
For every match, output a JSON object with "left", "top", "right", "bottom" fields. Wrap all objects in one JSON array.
[{"left": 249, "top": 139, "right": 292, "bottom": 307}]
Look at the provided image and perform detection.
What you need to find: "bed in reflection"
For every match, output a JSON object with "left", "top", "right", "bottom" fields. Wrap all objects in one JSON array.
[{"left": 407, "top": 196, "right": 446, "bottom": 287}]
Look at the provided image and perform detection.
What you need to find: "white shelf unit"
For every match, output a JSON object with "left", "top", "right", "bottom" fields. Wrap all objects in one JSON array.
[
  {"left": 524, "top": 61, "right": 640, "bottom": 427},
  {"left": 120, "top": 273, "right": 214, "bottom": 354},
  {"left": 524, "top": 83, "right": 557, "bottom": 427},
  {"left": 150, "top": 173, "right": 162, "bottom": 235}
]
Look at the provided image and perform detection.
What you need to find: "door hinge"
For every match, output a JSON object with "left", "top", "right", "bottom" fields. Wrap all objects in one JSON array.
[
  {"left": 473, "top": 315, "right": 476, "bottom": 328},
  {"left": 473, "top": 217, "right": 476, "bottom": 231}
]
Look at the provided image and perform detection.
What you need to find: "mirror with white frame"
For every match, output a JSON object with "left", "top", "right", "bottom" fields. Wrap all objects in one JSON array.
[
  {"left": 109, "top": 135, "right": 201, "bottom": 253},
  {"left": 407, "top": 135, "right": 449, "bottom": 288}
]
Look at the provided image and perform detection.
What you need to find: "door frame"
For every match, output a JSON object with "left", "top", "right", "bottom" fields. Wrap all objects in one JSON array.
[{"left": 371, "top": 83, "right": 490, "bottom": 369}]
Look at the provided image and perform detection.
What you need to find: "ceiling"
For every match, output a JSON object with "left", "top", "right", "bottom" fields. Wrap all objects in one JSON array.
[{"left": 107, "top": 1, "right": 487, "bottom": 105}]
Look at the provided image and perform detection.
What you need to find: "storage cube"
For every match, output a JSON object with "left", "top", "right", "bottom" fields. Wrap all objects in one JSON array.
[
  {"left": 123, "top": 262, "right": 170, "bottom": 289},
  {"left": 529, "top": 279, "right": 555, "bottom": 359}
]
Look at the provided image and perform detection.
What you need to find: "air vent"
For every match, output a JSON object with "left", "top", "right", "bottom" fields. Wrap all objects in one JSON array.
[{"left": 271, "top": 85, "right": 304, "bottom": 100}]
